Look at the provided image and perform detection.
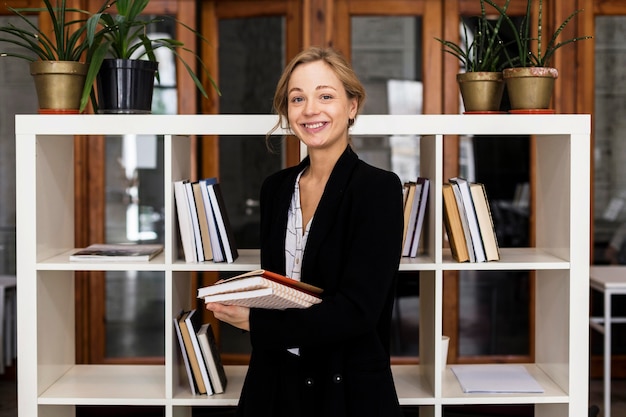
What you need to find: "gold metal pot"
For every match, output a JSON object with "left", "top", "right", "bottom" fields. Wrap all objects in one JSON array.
[
  {"left": 30, "top": 61, "right": 88, "bottom": 113},
  {"left": 503, "top": 67, "right": 558, "bottom": 110},
  {"left": 457, "top": 71, "right": 505, "bottom": 113}
]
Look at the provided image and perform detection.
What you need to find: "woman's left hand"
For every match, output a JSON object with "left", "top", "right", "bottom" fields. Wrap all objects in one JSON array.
[{"left": 205, "top": 303, "right": 250, "bottom": 331}]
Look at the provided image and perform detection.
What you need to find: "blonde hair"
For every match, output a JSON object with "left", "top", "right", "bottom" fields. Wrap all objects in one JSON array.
[{"left": 267, "top": 46, "right": 366, "bottom": 140}]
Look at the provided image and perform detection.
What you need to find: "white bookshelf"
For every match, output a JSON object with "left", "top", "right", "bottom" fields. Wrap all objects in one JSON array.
[{"left": 16, "top": 114, "right": 591, "bottom": 417}]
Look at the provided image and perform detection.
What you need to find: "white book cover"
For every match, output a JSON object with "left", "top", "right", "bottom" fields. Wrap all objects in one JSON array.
[
  {"left": 192, "top": 182, "right": 214, "bottom": 261},
  {"left": 449, "top": 177, "right": 485, "bottom": 262},
  {"left": 184, "top": 181, "right": 205, "bottom": 262},
  {"left": 184, "top": 310, "right": 213, "bottom": 395},
  {"left": 197, "top": 323, "right": 228, "bottom": 394},
  {"left": 200, "top": 178, "right": 224, "bottom": 262},
  {"left": 448, "top": 180, "right": 476, "bottom": 262},
  {"left": 173, "top": 315, "right": 197, "bottom": 394},
  {"left": 402, "top": 182, "right": 422, "bottom": 257},
  {"left": 409, "top": 177, "right": 430, "bottom": 258},
  {"left": 174, "top": 180, "right": 197, "bottom": 262},
  {"left": 451, "top": 364, "right": 544, "bottom": 393},
  {"left": 470, "top": 182, "right": 501, "bottom": 261},
  {"left": 206, "top": 182, "right": 238, "bottom": 263}
]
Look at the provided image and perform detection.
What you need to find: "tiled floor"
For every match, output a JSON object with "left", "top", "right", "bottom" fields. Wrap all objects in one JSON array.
[
  {"left": 0, "top": 378, "right": 16, "bottom": 417},
  {"left": 589, "top": 378, "right": 626, "bottom": 417}
]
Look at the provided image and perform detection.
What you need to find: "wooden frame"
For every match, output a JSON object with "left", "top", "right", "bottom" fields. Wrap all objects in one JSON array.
[
  {"left": 587, "top": 0, "right": 626, "bottom": 379},
  {"left": 74, "top": 0, "right": 202, "bottom": 364},
  {"left": 56, "top": 0, "right": 594, "bottom": 370}
]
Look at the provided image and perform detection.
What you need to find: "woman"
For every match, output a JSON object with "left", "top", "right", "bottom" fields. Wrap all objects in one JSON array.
[{"left": 206, "top": 46, "right": 404, "bottom": 417}]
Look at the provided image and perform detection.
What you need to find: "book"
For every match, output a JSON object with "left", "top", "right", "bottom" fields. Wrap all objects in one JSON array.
[
  {"left": 449, "top": 177, "right": 484, "bottom": 262},
  {"left": 447, "top": 180, "right": 475, "bottom": 262},
  {"left": 402, "top": 181, "right": 411, "bottom": 205},
  {"left": 442, "top": 184, "right": 470, "bottom": 262},
  {"left": 69, "top": 243, "right": 163, "bottom": 261},
  {"left": 192, "top": 182, "right": 214, "bottom": 261},
  {"left": 199, "top": 269, "right": 324, "bottom": 297},
  {"left": 450, "top": 364, "right": 544, "bottom": 393},
  {"left": 205, "top": 181, "right": 239, "bottom": 263},
  {"left": 199, "top": 178, "right": 225, "bottom": 262},
  {"left": 470, "top": 183, "right": 501, "bottom": 261},
  {"left": 402, "top": 181, "right": 422, "bottom": 257},
  {"left": 409, "top": 177, "right": 430, "bottom": 258},
  {"left": 197, "top": 323, "right": 228, "bottom": 394},
  {"left": 173, "top": 312, "right": 198, "bottom": 394},
  {"left": 174, "top": 180, "right": 197, "bottom": 262},
  {"left": 201, "top": 287, "right": 320, "bottom": 309},
  {"left": 401, "top": 182, "right": 417, "bottom": 252},
  {"left": 178, "top": 310, "right": 213, "bottom": 395},
  {"left": 198, "top": 269, "right": 323, "bottom": 309},
  {"left": 185, "top": 181, "right": 205, "bottom": 262}
]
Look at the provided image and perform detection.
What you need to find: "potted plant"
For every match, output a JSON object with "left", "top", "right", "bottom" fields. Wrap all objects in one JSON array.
[
  {"left": 0, "top": 0, "right": 108, "bottom": 113},
  {"left": 435, "top": 0, "right": 510, "bottom": 113},
  {"left": 483, "top": 0, "right": 591, "bottom": 111},
  {"left": 81, "top": 0, "right": 218, "bottom": 113}
]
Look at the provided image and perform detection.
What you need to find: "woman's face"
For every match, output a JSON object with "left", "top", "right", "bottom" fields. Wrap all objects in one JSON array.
[{"left": 287, "top": 60, "right": 358, "bottom": 152}]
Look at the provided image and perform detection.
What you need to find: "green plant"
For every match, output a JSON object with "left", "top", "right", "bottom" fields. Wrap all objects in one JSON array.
[
  {"left": 0, "top": 0, "right": 107, "bottom": 62},
  {"left": 81, "top": 0, "right": 219, "bottom": 112},
  {"left": 435, "top": 0, "right": 510, "bottom": 72},
  {"left": 483, "top": 0, "right": 591, "bottom": 68}
]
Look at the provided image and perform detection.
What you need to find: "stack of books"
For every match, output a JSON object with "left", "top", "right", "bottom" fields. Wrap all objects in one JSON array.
[
  {"left": 173, "top": 178, "right": 238, "bottom": 263},
  {"left": 401, "top": 177, "right": 430, "bottom": 257},
  {"left": 174, "top": 310, "right": 228, "bottom": 395},
  {"left": 198, "top": 269, "right": 323, "bottom": 309},
  {"left": 442, "top": 177, "right": 500, "bottom": 263}
]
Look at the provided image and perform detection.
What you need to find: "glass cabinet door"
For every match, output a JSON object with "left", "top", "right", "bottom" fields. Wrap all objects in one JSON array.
[
  {"left": 349, "top": 14, "right": 531, "bottom": 359},
  {"left": 104, "top": 20, "right": 176, "bottom": 359},
  {"left": 593, "top": 15, "right": 626, "bottom": 266},
  {"left": 0, "top": 15, "right": 38, "bottom": 277},
  {"left": 591, "top": 14, "right": 626, "bottom": 376},
  {"left": 213, "top": 16, "right": 286, "bottom": 356}
]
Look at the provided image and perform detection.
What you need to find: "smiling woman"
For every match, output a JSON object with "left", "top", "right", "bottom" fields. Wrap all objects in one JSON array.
[
  {"left": 207, "top": 47, "right": 405, "bottom": 417},
  {"left": 285, "top": 59, "right": 359, "bottom": 228},
  {"left": 286, "top": 60, "right": 358, "bottom": 154}
]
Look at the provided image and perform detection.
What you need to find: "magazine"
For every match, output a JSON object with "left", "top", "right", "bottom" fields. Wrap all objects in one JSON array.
[{"left": 70, "top": 244, "right": 164, "bottom": 261}]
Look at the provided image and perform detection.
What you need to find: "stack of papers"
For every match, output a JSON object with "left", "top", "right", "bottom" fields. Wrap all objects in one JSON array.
[{"left": 450, "top": 364, "right": 544, "bottom": 393}]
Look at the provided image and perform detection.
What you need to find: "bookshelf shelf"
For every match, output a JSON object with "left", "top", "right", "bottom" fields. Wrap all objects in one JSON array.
[
  {"left": 38, "top": 365, "right": 166, "bottom": 404},
  {"left": 16, "top": 114, "right": 590, "bottom": 417},
  {"left": 170, "top": 249, "right": 262, "bottom": 271},
  {"left": 440, "top": 364, "right": 570, "bottom": 404}
]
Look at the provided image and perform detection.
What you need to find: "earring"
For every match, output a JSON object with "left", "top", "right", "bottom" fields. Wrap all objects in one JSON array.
[{"left": 348, "top": 118, "right": 355, "bottom": 127}]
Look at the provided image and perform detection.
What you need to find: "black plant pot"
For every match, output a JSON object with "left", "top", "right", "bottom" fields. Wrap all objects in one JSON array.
[{"left": 96, "top": 59, "right": 159, "bottom": 114}]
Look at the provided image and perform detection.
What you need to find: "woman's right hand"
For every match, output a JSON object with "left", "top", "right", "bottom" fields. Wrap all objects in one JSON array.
[{"left": 205, "top": 302, "right": 250, "bottom": 331}]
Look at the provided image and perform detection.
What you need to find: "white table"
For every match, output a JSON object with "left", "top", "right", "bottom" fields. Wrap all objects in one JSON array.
[
  {"left": 0, "top": 275, "right": 16, "bottom": 375},
  {"left": 589, "top": 266, "right": 626, "bottom": 417}
]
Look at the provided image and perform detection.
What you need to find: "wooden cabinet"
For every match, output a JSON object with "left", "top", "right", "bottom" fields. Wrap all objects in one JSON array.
[{"left": 16, "top": 114, "right": 590, "bottom": 416}]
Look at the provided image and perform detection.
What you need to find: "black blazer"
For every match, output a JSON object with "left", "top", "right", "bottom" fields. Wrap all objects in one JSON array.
[{"left": 237, "top": 146, "right": 405, "bottom": 417}]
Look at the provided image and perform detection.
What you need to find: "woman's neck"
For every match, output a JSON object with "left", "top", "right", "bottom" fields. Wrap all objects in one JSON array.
[{"left": 305, "top": 143, "right": 346, "bottom": 181}]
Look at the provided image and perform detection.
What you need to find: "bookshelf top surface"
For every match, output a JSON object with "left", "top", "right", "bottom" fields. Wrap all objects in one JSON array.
[{"left": 15, "top": 114, "right": 591, "bottom": 136}]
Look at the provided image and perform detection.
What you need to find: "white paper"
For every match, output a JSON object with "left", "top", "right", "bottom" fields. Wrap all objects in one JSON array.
[{"left": 451, "top": 364, "right": 544, "bottom": 393}]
